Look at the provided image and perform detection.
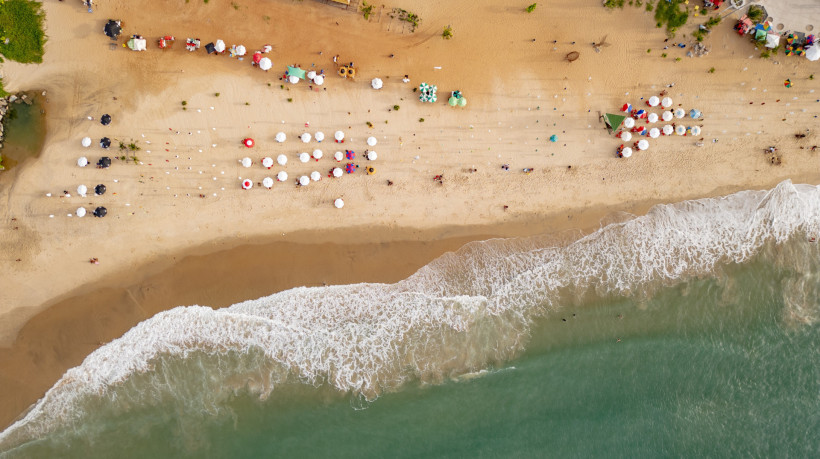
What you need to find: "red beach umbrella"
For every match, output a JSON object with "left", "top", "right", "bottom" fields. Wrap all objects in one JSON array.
[
  {"left": 243, "top": 138, "right": 254, "bottom": 148},
  {"left": 252, "top": 52, "right": 262, "bottom": 64}
]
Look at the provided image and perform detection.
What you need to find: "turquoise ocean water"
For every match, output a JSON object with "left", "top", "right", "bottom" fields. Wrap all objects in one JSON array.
[{"left": 1, "top": 181, "right": 819, "bottom": 457}]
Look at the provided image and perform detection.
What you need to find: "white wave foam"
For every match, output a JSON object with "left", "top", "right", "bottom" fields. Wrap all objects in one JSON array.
[{"left": 3, "top": 180, "right": 820, "bottom": 449}]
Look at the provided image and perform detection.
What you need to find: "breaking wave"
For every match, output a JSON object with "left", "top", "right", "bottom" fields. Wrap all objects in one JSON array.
[{"left": 2, "top": 180, "right": 820, "bottom": 451}]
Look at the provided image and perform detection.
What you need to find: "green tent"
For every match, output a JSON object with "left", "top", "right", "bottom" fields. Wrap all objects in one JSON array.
[
  {"left": 287, "top": 66, "right": 307, "bottom": 80},
  {"left": 602, "top": 113, "right": 626, "bottom": 132}
]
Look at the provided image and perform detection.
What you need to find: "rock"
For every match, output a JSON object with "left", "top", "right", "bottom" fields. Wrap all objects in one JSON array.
[
  {"left": 20, "top": 94, "right": 27, "bottom": 100},
  {"left": 8, "top": 95, "right": 17, "bottom": 103},
  {"left": 41, "top": 91, "right": 47, "bottom": 96}
]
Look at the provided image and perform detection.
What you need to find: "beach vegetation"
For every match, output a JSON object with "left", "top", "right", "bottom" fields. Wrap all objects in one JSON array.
[
  {"left": 0, "top": 77, "right": 7, "bottom": 97},
  {"left": 419, "top": 118, "right": 425, "bottom": 122},
  {"left": 635, "top": 0, "right": 642, "bottom": 6},
  {"left": 203, "top": 0, "right": 209, "bottom": 3},
  {"left": 708, "top": 67, "right": 715, "bottom": 73},
  {"left": 693, "top": 29, "right": 706, "bottom": 42},
  {"left": 525, "top": 3, "right": 537, "bottom": 13},
  {"left": 287, "top": 98, "right": 293, "bottom": 102},
  {"left": 603, "top": 0, "right": 625, "bottom": 8},
  {"left": 280, "top": 84, "right": 284, "bottom": 89},
  {"left": 366, "top": 121, "right": 373, "bottom": 128},
  {"left": 390, "top": 8, "right": 421, "bottom": 31},
  {"left": 263, "top": 15, "right": 270, "bottom": 23},
  {"left": 760, "top": 50, "right": 771, "bottom": 59},
  {"left": 647, "top": 48, "right": 651, "bottom": 53},
  {"left": 360, "top": 1, "right": 374, "bottom": 20},
  {"left": 654, "top": 0, "right": 688, "bottom": 35},
  {"left": 0, "top": 0, "right": 47, "bottom": 64},
  {"left": 244, "top": 101, "right": 249, "bottom": 105},
  {"left": 810, "top": 74, "right": 814, "bottom": 80},
  {"left": 645, "top": 2, "right": 653, "bottom": 12},
  {"left": 746, "top": 5, "right": 764, "bottom": 23},
  {"left": 704, "top": 15, "right": 721, "bottom": 29},
  {"left": 442, "top": 25, "right": 453, "bottom": 40},
  {"left": 214, "top": 92, "right": 220, "bottom": 97},
  {"left": 675, "top": 57, "right": 681, "bottom": 62},
  {"left": 181, "top": 100, "right": 187, "bottom": 106},
  {"left": 231, "top": 1, "right": 240, "bottom": 10},
  {"left": 393, "top": 105, "right": 400, "bottom": 111},
  {"left": 661, "top": 53, "right": 667, "bottom": 58}
]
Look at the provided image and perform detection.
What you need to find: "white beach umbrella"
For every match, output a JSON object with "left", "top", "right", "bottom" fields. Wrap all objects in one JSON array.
[
  {"left": 647, "top": 113, "right": 659, "bottom": 124},
  {"left": 259, "top": 57, "right": 272, "bottom": 71},
  {"left": 675, "top": 125, "right": 686, "bottom": 136},
  {"left": 277, "top": 154, "right": 288, "bottom": 166},
  {"left": 299, "top": 175, "right": 310, "bottom": 186},
  {"left": 623, "top": 117, "right": 635, "bottom": 129},
  {"left": 310, "top": 171, "right": 321, "bottom": 181},
  {"left": 314, "top": 75, "right": 324, "bottom": 86},
  {"left": 77, "top": 156, "right": 88, "bottom": 167},
  {"left": 334, "top": 151, "right": 344, "bottom": 161},
  {"left": 807, "top": 45, "right": 820, "bottom": 62},
  {"left": 315, "top": 131, "right": 325, "bottom": 142},
  {"left": 76, "top": 207, "right": 87, "bottom": 218},
  {"left": 332, "top": 167, "right": 343, "bottom": 177},
  {"left": 648, "top": 96, "right": 660, "bottom": 107},
  {"left": 366, "top": 151, "right": 377, "bottom": 161},
  {"left": 637, "top": 139, "right": 649, "bottom": 151},
  {"left": 663, "top": 125, "right": 674, "bottom": 136},
  {"left": 236, "top": 45, "right": 246, "bottom": 56},
  {"left": 367, "top": 136, "right": 377, "bottom": 146},
  {"left": 289, "top": 75, "right": 300, "bottom": 84},
  {"left": 215, "top": 40, "right": 225, "bottom": 53},
  {"left": 621, "top": 147, "right": 633, "bottom": 158},
  {"left": 674, "top": 108, "right": 685, "bottom": 119},
  {"left": 262, "top": 177, "right": 274, "bottom": 188},
  {"left": 371, "top": 78, "right": 383, "bottom": 90},
  {"left": 262, "top": 157, "right": 274, "bottom": 168},
  {"left": 81, "top": 137, "right": 92, "bottom": 148},
  {"left": 241, "top": 157, "right": 252, "bottom": 168},
  {"left": 649, "top": 128, "right": 660, "bottom": 139},
  {"left": 307, "top": 70, "right": 317, "bottom": 80},
  {"left": 312, "top": 149, "right": 323, "bottom": 160},
  {"left": 690, "top": 126, "right": 702, "bottom": 136},
  {"left": 334, "top": 131, "right": 345, "bottom": 142},
  {"left": 275, "top": 132, "right": 286, "bottom": 143},
  {"left": 661, "top": 97, "right": 673, "bottom": 108},
  {"left": 334, "top": 198, "right": 344, "bottom": 209},
  {"left": 620, "top": 131, "right": 632, "bottom": 142},
  {"left": 242, "top": 179, "right": 253, "bottom": 189},
  {"left": 77, "top": 185, "right": 88, "bottom": 197},
  {"left": 301, "top": 133, "right": 311, "bottom": 143},
  {"left": 277, "top": 171, "right": 288, "bottom": 181},
  {"left": 662, "top": 111, "right": 674, "bottom": 122},
  {"left": 299, "top": 152, "right": 310, "bottom": 163}
]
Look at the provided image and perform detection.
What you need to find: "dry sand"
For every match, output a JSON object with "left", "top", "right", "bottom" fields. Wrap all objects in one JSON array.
[{"left": 1, "top": 0, "right": 820, "bottom": 428}]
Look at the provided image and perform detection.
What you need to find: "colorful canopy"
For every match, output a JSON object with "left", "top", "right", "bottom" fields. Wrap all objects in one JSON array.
[
  {"left": 252, "top": 52, "right": 262, "bottom": 64},
  {"left": 449, "top": 96, "right": 458, "bottom": 106}
]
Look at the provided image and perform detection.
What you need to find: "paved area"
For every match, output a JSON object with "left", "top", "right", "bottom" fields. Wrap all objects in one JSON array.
[{"left": 755, "top": 0, "right": 819, "bottom": 34}]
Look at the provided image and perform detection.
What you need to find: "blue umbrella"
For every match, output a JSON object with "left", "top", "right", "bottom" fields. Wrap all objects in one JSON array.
[
  {"left": 549, "top": 135, "right": 558, "bottom": 142},
  {"left": 690, "top": 109, "right": 702, "bottom": 119}
]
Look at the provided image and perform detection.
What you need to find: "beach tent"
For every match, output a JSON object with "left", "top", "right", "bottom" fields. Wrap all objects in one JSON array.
[
  {"left": 81, "top": 137, "right": 92, "bottom": 148},
  {"left": 765, "top": 33, "right": 781, "bottom": 49},
  {"left": 214, "top": 40, "right": 225, "bottom": 53},
  {"left": 301, "top": 133, "right": 311, "bottom": 143},
  {"left": 602, "top": 113, "right": 626, "bottom": 133},
  {"left": 77, "top": 157, "right": 88, "bottom": 167},
  {"left": 311, "top": 171, "right": 321, "bottom": 181},
  {"left": 76, "top": 207, "right": 87, "bottom": 218},
  {"left": 648, "top": 96, "right": 660, "bottom": 107},
  {"left": 241, "top": 157, "right": 252, "bottom": 167},
  {"left": 275, "top": 132, "right": 286, "bottom": 143},
  {"left": 262, "top": 157, "right": 274, "bottom": 168},
  {"left": 371, "top": 78, "right": 383, "bottom": 90},
  {"left": 277, "top": 154, "right": 287, "bottom": 166},
  {"left": 661, "top": 97, "right": 673, "bottom": 108},
  {"left": 287, "top": 66, "right": 307, "bottom": 80},
  {"left": 333, "top": 167, "right": 343, "bottom": 177},
  {"left": 104, "top": 20, "right": 122, "bottom": 40},
  {"left": 367, "top": 136, "right": 377, "bottom": 146},
  {"left": 93, "top": 207, "right": 107, "bottom": 218},
  {"left": 647, "top": 113, "right": 659, "bottom": 124},
  {"left": 366, "top": 151, "right": 377, "bottom": 160},
  {"left": 649, "top": 128, "right": 660, "bottom": 139},
  {"left": 663, "top": 125, "right": 674, "bottom": 136},
  {"left": 127, "top": 36, "right": 147, "bottom": 51},
  {"left": 263, "top": 177, "right": 274, "bottom": 188},
  {"left": 806, "top": 44, "right": 820, "bottom": 62},
  {"left": 637, "top": 139, "right": 649, "bottom": 151},
  {"left": 299, "top": 176, "right": 310, "bottom": 186},
  {"left": 300, "top": 152, "right": 310, "bottom": 163},
  {"left": 334, "top": 198, "right": 345, "bottom": 209},
  {"left": 623, "top": 117, "right": 635, "bottom": 129},
  {"left": 242, "top": 179, "right": 253, "bottom": 190},
  {"left": 621, "top": 147, "right": 632, "bottom": 158},
  {"left": 277, "top": 171, "right": 288, "bottom": 181},
  {"left": 315, "top": 132, "right": 325, "bottom": 142},
  {"left": 314, "top": 75, "right": 324, "bottom": 85},
  {"left": 205, "top": 42, "right": 216, "bottom": 54},
  {"left": 259, "top": 57, "right": 272, "bottom": 71}
]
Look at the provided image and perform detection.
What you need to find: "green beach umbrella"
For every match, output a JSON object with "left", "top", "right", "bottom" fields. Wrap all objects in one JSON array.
[
  {"left": 430, "top": 95, "right": 437, "bottom": 103},
  {"left": 448, "top": 96, "right": 458, "bottom": 106},
  {"left": 419, "top": 82, "right": 429, "bottom": 92},
  {"left": 430, "top": 85, "right": 437, "bottom": 93},
  {"left": 458, "top": 97, "right": 467, "bottom": 107}
]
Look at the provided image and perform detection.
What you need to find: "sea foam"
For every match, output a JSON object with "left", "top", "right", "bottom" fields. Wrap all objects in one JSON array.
[{"left": 2, "top": 180, "right": 820, "bottom": 450}]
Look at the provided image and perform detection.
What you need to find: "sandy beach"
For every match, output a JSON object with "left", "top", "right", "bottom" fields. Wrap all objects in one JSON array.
[{"left": 1, "top": 0, "right": 820, "bottom": 430}]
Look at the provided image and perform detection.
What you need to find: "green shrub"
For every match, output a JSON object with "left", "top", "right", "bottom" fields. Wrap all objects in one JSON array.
[
  {"left": 442, "top": 25, "right": 453, "bottom": 39},
  {"left": 0, "top": 0, "right": 47, "bottom": 64},
  {"left": 747, "top": 5, "right": 764, "bottom": 23},
  {"left": 419, "top": 118, "right": 425, "bottom": 122},
  {"left": 360, "top": 1, "right": 374, "bottom": 19},
  {"left": 526, "top": 3, "right": 537, "bottom": 13},
  {"left": 393, "top": 105, "right": 400, "bottom": 111}
]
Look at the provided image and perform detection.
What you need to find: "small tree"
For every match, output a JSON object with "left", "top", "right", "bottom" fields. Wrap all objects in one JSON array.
[
  {"left": 526, "top": 3, "right": 537, "bottom": 13},
  {"left": 442, "top": 25, "right": 453, "bottom": 40}
]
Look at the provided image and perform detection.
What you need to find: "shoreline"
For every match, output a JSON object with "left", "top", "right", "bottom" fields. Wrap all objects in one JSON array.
[{"left": 2, "top": 178, "right": 818, "bottom": 430}]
